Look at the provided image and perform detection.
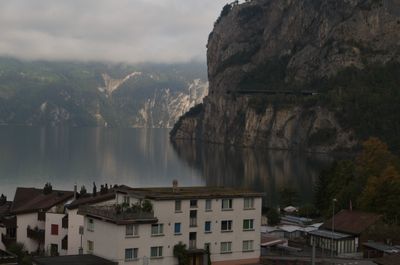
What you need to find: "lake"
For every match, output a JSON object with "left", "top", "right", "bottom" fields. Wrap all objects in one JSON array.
[{"left": 0, "top": 126, "right": 333, "bottom": 206}]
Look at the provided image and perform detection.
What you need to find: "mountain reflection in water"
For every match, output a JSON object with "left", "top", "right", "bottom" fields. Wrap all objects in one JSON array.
[
  {"left": 172, "top": 140, "right": 333, "bottom": 206},
  {"left": 0, "top": 127, "right": 332, "bottom": 206}
]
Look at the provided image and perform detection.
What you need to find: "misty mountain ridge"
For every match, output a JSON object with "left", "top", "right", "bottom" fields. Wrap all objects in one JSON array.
[{"left": 0, "top": 57, "right": 208, "bottom": 128}]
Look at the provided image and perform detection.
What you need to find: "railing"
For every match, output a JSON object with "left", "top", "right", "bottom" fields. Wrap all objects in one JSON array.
[
  {"left": 27, "top": 226, "right": 45, "bottom": 242},
  {"left": 1, "top": 233, "right": 16, "bottom": 247},
  {"left": 78, "top": 205, "right": 156, "bottom": 221}
]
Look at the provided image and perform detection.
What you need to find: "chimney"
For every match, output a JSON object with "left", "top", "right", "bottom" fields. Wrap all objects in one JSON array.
[
  {"left": 172, "top": 180, "right": 178, "bottom": 192},
  {"left": 74, "top": 184, "right": 77, "bottom": 200}
]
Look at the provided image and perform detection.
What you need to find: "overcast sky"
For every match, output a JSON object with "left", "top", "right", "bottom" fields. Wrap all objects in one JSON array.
[{"left": 0, "top": 0, "right": 228, "bottom": 64}]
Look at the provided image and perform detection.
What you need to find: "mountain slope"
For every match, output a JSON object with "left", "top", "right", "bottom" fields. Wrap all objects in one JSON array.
[
  {"left": 171, "top": 0, "right": 400, "bottom": 152},
  {"left": 0, "top": 58, "right": 208, "bottom": 127}
]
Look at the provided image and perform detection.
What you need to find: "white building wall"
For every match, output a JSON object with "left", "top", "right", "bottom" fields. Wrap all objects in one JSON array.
[
  {"left": 16, "top": 213, "right": 44, "bottom": 253},
  {"left": 66, "top": 208, "right": 84, "bottom": 255},
  {"left": 84, "top": 195, "right": 262, "bottom": 265},
  {"left": 44, "top": 213, "right": 68, "bottom": 256},
  {"left": 67, "top": 198, "right": 116, "bottom": 255}
]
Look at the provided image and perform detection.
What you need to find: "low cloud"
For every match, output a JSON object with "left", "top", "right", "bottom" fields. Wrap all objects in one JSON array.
[{"left": 0, "top": 0, "right": 227, "bottom": 63}]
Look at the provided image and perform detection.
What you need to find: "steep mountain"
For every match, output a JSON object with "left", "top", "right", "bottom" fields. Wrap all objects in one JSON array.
[
  {"left": 171, "top": 0, "right": 400, "bottom": 152},
  {"left": 0, "top": 58, "right": 208, "bottom": 127}
]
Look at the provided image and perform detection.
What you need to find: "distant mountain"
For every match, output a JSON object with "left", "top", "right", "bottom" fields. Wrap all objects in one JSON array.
[{"left": 0, "top": 57, "right": 208, "bottom": 127}]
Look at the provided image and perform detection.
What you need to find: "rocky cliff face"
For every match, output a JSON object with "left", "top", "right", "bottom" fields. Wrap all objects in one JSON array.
[
  {"left": 133, "top": 79, "right": 208, "bottom": 128},
  {"left": 171, "top": 0, "right": 400, "bottom": 152}
]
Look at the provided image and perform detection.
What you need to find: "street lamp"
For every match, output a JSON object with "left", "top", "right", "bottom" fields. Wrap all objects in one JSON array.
[{"left": 331, "top": 198, "right": 337, "bottom": 263}]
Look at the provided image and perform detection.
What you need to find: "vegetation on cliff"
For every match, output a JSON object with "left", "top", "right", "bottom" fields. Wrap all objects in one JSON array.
[{"left": 315, "top": 137, "right": 400, "bottom": 223}]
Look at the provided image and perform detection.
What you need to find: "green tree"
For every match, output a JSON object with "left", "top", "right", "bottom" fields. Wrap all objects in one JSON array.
[
  {"left": 358, "top": 165, "right": 400, "bottom": 223},
  {"left": 173, "top": 242, "right": 189, "bottom": 265}
]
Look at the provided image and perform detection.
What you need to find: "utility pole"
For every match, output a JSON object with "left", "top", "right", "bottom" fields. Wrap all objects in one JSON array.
[{"left": 331, "top": 198, "right": 337, "bottom": 264}]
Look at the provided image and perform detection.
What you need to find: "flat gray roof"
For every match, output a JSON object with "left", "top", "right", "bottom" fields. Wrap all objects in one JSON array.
[
  {"left": 309, "top": 229, "right": 353, "bottom": 240},
  {"left": 116, "top": 186, "right": 264, "bottom": 200}
]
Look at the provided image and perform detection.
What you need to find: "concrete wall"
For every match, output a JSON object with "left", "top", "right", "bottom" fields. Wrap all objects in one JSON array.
[
  {"left": 67, "top": 209, "right": 84, "bottom": 255},
  {"left": 85, "top": 195, "right": 262, "bottom": 265},
  {"left": 44, "top": 213, "right": 68, "bottom": 256}
]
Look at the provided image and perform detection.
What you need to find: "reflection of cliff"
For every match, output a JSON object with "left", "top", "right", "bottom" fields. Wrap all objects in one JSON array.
[{"left": 172, "top": 140, "right": 333, "bottom": 206}]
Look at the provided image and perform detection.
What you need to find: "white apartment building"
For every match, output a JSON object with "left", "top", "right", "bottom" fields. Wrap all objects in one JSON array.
[{"left": 79, "top": 185, "right": 264, "bottom": 265}]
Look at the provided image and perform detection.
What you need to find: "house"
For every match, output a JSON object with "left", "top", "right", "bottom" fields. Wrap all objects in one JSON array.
[
  {"left": 309, "top": 210, "right": 381, "bottom": 255},
  {"left": 363, "top": 242, "right": 400, "bottom": 258},
  {"left": 78, "top": 184, "right": 264, "bottom": 265},
  {"left": 0, "top": 195, "right": 12, "bottom": 251},
  {"left": 65, "top": 187, "right": 117, "bottom": 255},
  {"left": 9, "top": 186, "right": 74, "bottom": 255},
  {"left": 32, "top": 254, "right": 117, "bottom": 265}
]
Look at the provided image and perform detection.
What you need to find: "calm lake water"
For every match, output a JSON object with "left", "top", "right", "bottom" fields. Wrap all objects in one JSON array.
[{"left": 0, "top": 127, "right": 333, "bottom": 206}]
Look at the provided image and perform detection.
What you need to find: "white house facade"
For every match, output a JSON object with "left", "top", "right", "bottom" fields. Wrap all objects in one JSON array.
[{"left": 79, "top": 186, "right": 264, "bottom": 265}]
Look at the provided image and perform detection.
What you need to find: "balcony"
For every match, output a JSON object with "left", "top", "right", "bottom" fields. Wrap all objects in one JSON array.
[
  {"left": 27, "top": 226, "right": 45, "bottom": 242},
  {"left": 78, "top": 205, "right": 157, "bottom": 224}
]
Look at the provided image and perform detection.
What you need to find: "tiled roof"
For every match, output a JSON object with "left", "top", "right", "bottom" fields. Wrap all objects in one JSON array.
[
  {"left": 116, "top": 186, "right": 264, "bottom": 200},
  {"left": 10, "top": 187, "right": 74, "bottom": 214},
  {"left": 321, "top": 210, "right": 381, "bottom": 235},
  {"left": 0, "top": 201, "right": 11, "bottom": 218},
  {"left": 67, "top": 192, "right": 116, "bottom": 209}
]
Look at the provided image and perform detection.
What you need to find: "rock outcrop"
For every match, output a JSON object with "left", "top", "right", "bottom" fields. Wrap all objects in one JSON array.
[{"left": 171, "top": 0, "right": 400, "bottom": 152}]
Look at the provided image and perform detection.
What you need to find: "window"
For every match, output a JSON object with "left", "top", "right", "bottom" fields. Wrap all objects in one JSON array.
[
  {"left": 205, "top": 199, "right": 212, "bottom": 211},
  {"left": 126, "top": 224, "right": 139, "bottom": 237},
  {"left": 244, "top": 198, "right": 254, "bottom": 209},
  {"left": 87, "top": 218, "right": 94, "bottom": 232},
  {"left": 243, "top": 219, "right": 254, "bottom": 230},
  {"left": 87, "top": 240, "right": 94, "bottom": 254},
  {"left": 151, "top": 224, "right": 164, "bottom": 236},
  {"left": 190, "top": 199, "right": 197, "bottom": 208},
  {"left": 123, "top": 196, "right": 130, "bottom": 205},
  {"left": 221, "top": 220, "right": 232, "bottom": 232},
  {"left": 51, "top": 224, "right": 59, "bottom": 235},
  {"left": 190, "top": 210, "right": 197, "bottom": 227},
  {"left": 221, "top": 199, "right": 233, "bottom": 210},
  {"left": 174, "top": 223, "right": 181, "bottom": 235},
  {"left": 204, "top": 221, "right": 211, "bottom": 233},
  {"left": 175, "top": 200, "right": 181, "bottom": 212},
  {"left": 220, "top": 242, "right": 232, "bottom": 253},
  {"left": 125, "top": 248, "right": 138, "bottom": 260},
  {"left": 243, "top": 240, "right": 254, "bottom": 251},
  {"left": 150, "top": 246, "right": 163, "bottom": 258}
]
